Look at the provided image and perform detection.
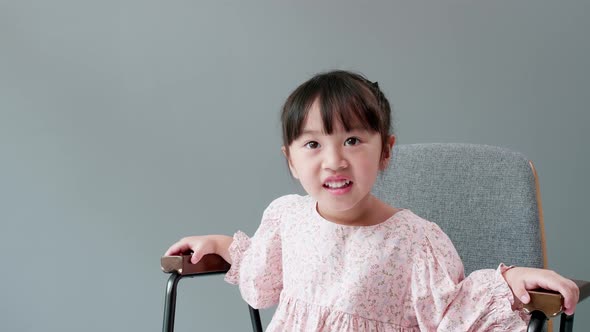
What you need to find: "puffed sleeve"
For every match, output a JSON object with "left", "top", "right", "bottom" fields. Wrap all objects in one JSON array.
[
  {"left": 411, "top": 222, "right": 528, "bottom": 331},
  {"left": 224, "top": 198, "right": 283, "bottom": 309}
]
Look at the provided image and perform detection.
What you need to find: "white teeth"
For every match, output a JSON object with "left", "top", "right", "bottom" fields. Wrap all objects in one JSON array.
[{"left": 324, "top": 180, "right": 350, "bottom": 188}]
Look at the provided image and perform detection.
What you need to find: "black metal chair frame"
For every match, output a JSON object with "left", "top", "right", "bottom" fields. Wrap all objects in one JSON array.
[{"left": 162, "top": 270, "right": 263, "bottom": 332}]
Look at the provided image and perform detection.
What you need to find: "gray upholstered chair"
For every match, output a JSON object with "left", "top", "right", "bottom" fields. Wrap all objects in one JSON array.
[{"left": 161, "top": 143, "right": 589, "bottom": 332}]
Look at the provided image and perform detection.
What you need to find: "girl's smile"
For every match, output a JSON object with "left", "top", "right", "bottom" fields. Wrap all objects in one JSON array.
[{"left": 322, "top": 176, "right": 353, "bottom": 195}]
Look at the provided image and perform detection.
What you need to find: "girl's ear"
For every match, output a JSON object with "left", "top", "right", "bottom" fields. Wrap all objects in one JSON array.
[
  {"left": 281, "top": 146, "right": 299, "bottom": 179},
  {"left": 380, "top": 135, "right": 396, "bottom": 170}
]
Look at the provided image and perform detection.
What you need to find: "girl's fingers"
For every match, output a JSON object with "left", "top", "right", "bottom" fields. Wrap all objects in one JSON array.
[
  {"left": 554, "top": 281, "right": 575, "bottom": 314},
  {"left": 164, "top": 243, "right": 181, "bottom": 256},
  {"left": 526, "top": 271, "right": 579, "bottom": 315},
  {"left": 544, "top": 276, "right": 578, "bottom": 315},
  {"left": 164, "top": 240, "right": 191, "bottom": 256},
  {"left": 561, "top": 279, "right": 579, "bottom": 315},
  {"left": 191, "top": 251, "right": 204, "bottom": 264},
  {"left": 506, "top": 267, "right": 578, "bottom": 310},
  {"left": 164, "top": 237, "right": 208, "bottom": 264},
  {"left": 512, "top": 281, "right": 530, "bottom": 304}
]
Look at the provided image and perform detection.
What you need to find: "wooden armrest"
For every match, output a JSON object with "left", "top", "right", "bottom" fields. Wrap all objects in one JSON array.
[
  {"left": 523, "top": 279, "right": 590, "bottom": 318},
  {"left": 161, "top": 254, "right": 230, "bottom": 276}
]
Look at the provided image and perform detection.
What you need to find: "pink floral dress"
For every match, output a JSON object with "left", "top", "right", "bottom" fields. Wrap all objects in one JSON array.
[{"left": 225, "top": 195, "right": 528, "bottom": 331}]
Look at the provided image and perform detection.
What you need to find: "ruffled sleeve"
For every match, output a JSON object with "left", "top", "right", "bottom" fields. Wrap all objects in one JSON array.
[
  {"left": 410, "top": 222, "right": 528, "bottom": 331},
  {"left": 224, "top": 197, "right": 284, "bottom": 309}
]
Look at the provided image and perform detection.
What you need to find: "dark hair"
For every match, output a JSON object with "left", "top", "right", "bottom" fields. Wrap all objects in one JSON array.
[{"left": 281, "top": 70, "right": 392, "bottom": 158}]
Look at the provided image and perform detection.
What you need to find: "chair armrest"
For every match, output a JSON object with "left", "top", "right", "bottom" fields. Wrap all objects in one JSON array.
[
  {"left": 161, "top": 254, "right": 230, "bottom": 276},
  {"left": 523, "top": 279, "right": 590, "bottom": 317}
]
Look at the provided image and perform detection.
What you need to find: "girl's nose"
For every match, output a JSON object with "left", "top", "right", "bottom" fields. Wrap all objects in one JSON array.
[{"left": 322, "top": 147, "right": 348, "bottom": 170}]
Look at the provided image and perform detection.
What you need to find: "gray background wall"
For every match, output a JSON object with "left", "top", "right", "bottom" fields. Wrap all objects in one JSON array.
[{"left": 1, "top": 1, "right": 588, "bottom": 331}]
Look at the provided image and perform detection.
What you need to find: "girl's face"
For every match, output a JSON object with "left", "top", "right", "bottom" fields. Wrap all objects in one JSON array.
[{"left": 282, "top": 101, "right": 395, "bottom": 224}]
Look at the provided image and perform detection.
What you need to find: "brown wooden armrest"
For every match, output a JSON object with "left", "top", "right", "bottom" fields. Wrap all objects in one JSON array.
[
  {"left": 523, "top": 279, "right": 590, "bottom": 318},
  {"left": 161, "top": 254, "right": 230, "bottom": 275}
]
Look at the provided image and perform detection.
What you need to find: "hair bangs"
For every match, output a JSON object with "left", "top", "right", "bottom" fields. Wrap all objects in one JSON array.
[
  {"left": 281, "top": 70, "right": 391, "bottom": 151},
  {"left": 318, "top": 81, "right": 381, "bottom": 136}
]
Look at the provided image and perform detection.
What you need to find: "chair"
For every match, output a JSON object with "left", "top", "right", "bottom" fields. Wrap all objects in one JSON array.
[{"left": 161, "top": 143, "right": 589, "bottom": 332}]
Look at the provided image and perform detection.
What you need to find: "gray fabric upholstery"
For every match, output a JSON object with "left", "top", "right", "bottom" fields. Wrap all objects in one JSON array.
[{"left": 374, "top": 143, "right": 544, "bottom": 275}]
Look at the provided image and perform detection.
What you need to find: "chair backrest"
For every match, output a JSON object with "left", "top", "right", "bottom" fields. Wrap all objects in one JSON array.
[{"left": 373, "top": 143, "right": 546, "bottom": 275}]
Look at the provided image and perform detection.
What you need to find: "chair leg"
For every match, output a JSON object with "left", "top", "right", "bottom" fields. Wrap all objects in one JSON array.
[
  {"left": 163, "top": 273, "right": 262, "bottom": 332},
  {"left": 559, "top": 313, "right": 574, "bottom": 332},
  {"left": 163, "top": 273, "right": 182, "bottom": 332},
  {"left": 527, "top": 310, "right": 547, "bottom": 332},
  {"left": 249, "top": 305, "right": 263, "bottom": 332}
]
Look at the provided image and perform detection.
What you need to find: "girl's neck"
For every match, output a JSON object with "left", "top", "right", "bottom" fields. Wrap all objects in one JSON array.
[{"left": 316, "top": 195, "right": 398, "bottom": 226}]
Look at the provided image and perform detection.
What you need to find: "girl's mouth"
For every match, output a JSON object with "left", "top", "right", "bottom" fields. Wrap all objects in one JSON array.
[{"left": 323, "top": 180, "right": 352, "bottom": 189}]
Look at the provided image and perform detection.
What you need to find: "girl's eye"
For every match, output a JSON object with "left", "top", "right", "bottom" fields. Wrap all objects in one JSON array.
[
  {"left": 304, "top": 141, "right": 320, "bottom": 149},
  {"left": 344, "top": 137, "right": 361, "bottom": 146}
]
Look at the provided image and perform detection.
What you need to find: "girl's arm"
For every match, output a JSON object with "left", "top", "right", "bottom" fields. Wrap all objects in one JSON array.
[
  {"left": 411, "top": 223, "right": 580, "bottom": 330},
  {"left": 411, "top": 224, "right": 527, "bottom": 330},
  {"left": 164, "top": 235, "right": 233, "bottom": 264},
  {"left": 223, "top": 196, "right": 287, "bottom": 309}
]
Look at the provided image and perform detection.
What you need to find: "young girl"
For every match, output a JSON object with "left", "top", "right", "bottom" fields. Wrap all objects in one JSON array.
[{"left": 165, "top": 70, "right": 579, "bottom": 331}]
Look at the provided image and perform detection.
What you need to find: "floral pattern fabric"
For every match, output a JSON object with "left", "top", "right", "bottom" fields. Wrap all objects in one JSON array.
[{"left": 225, "top": 194, "right": 527, "bottom": 331}]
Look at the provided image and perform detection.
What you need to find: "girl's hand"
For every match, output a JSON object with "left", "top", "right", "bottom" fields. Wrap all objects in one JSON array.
[
  {"left": 164, "top": 235, "right": 233, "bottom": 264},
  {"left": 503, "top": 267, "right": 579, "bottom": 315}
]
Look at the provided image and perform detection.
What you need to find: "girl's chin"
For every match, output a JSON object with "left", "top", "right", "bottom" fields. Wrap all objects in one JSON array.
[
  {"left": 317, "top": 193, "right": 375, "bottom": 211},
  {"left": 317, "top": 199, "right": 361, "bottom": 214}
]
